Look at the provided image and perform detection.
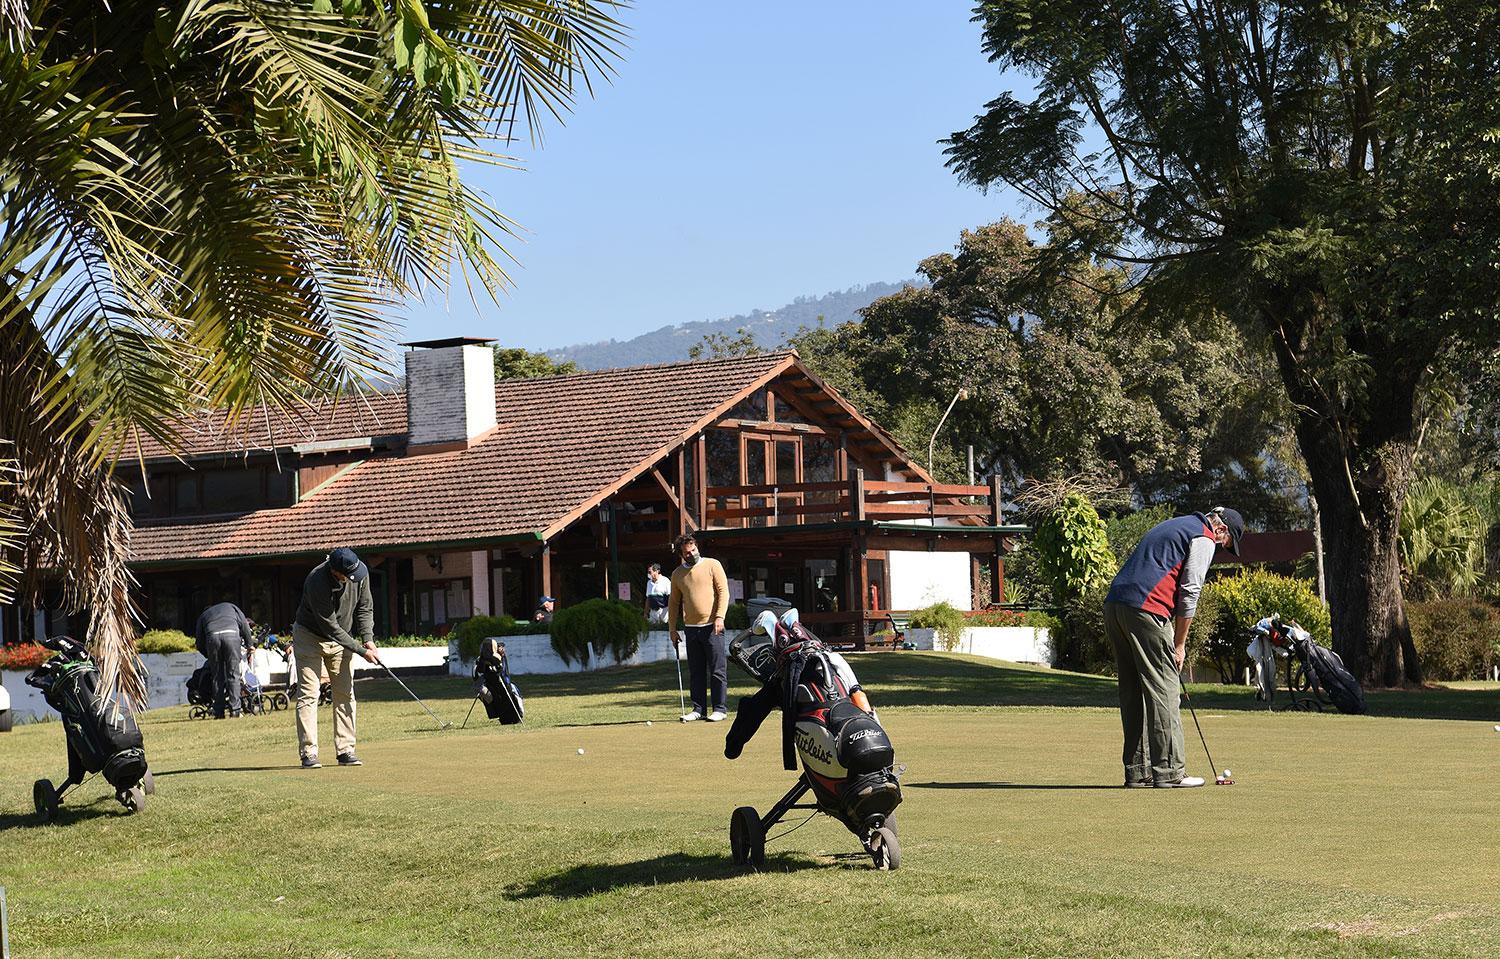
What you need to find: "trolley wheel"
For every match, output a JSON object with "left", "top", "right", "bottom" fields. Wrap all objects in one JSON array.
[
  {"left": 272, "top": 692, "right": 288, "bottom": 711},
  {"left": 730, "top": 806, "right": 765, "bottom": 868},
  {"left": 871, "top": 825, "right": 900, "bottom": 871},
  {"left": 33, "top": 779, "right": 58, "bottom": 822},
  {"left": 120, "top": 785, "right": 147, "bottom": 814},
  {"left": 189, "top": 705, "right": 208, "bottom": 720},
  {"left": 142, "top": 769, "right": 156, "bottom": 796}
]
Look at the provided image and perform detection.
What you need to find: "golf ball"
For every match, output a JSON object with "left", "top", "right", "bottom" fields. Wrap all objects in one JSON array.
[
  {"left": 577, "top": 748, "right": 585, "bottom": 755},
  {"left": 646, "top": 721, "right": 653, "bottom": 726},
  {"left": 1223, "top": 769, "right": 1231, "bottom": 777}
]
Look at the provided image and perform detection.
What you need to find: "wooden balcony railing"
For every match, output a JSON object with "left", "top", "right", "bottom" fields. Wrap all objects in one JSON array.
[{"left": 704, "top": 468, "right": 1004, "bottom": 529}]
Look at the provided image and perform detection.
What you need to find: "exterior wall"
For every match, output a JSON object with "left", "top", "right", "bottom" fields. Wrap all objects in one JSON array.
[
  {"left": 449, "top": 631, "right": 685, "bottom": 676},
  {"left": 414, "top": 550, "right": 473, "bottom": 582},
  {"left": 905, "top": 626, "right": 1053, "bottom": 665},
  {"left": 405, "top": 344, "right": 496, "bottom": 446},
  {"left": 888, "top": 551, "right": 972, "bottom": 610}
]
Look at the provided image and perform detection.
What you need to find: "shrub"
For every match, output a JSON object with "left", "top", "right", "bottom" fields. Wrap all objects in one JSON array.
[
  {"left": 1104, "top": 505, "right": 1173, "bottom": 563},
  {"left": 910, "top": 601, "right": 967, "bottom": 652},
  {"left": 1406, "top": 598, "right": 1500, "bottom": 681},
  {"left": 1034, "top": 493, "right": 1118, "bottom": 606},
  {"left": 380, "top": 634, "right": 450, "bottom": 648},
  {"left": 450, "top": 615, "right": 518, "bottom": 660},
  {"left": 966, "top": 609, "right": 1063, "bottom": 632},
  {"left": 0, "top": 642, "right": 52, "bottom": 670},
  {"left": 1198, "top": 569, "right": 1329, "bottom": 682},
  {"left": 550, "top": 599, "right": 646, "bottom": 666},
  {"left": 137, "top": 629, "right": 196, "bottom": 654},
  {"left": 1056, "top": 583, "right": 1114, "bottom": 674},
  {"left": 725, "top": 602, "right": 750, "bottom": 630}
]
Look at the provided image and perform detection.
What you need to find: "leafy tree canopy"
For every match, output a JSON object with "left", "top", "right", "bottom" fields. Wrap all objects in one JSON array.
[{"left": 493, "top": 347, "right": 579, "bottom": 381}]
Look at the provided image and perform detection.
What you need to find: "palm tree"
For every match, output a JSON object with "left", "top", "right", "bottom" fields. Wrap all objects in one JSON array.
[
  {"left": 1398, "top": 477, "right": 1486, "bottom": 601},
  {"left": 1, "top": 0, "right": 627, "bottom": 704}
]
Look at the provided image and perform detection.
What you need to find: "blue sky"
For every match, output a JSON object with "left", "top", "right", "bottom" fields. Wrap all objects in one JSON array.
[{"left": 401, "top": 1, "right": 1028, "bottom": 353}]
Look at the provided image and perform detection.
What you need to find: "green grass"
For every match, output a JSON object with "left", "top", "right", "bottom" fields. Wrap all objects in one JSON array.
[{"left": 2, "top": 654, "right": 1498, "bottom": 958}]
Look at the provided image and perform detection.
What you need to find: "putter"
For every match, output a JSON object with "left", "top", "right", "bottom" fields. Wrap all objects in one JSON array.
[
  {"left": 381, "top": 662, "right": 452, "bottom": 729},
  {"left": 673, "top": 642, "right": 687, "bottom": 717},
  {"left": 1180, "top": 675, "right": 1233, "bottom": 785}
]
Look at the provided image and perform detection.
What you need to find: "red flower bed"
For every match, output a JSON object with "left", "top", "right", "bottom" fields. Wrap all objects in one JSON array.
[{"left": 0, "top": 642, "right": 52, "bottom": 670}]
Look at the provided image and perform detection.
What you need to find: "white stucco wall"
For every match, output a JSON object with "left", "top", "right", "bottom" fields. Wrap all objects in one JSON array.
[
  {"left": 888, "top": 550, "right": 972, "bottom": 610},
  {"left": 449, "top": 631, "right": 684, "bottom": 677}
]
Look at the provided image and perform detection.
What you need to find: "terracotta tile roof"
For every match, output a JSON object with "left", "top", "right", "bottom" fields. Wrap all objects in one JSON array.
[
  {"left": 129, "top": 352, "right": 797, "bottom": 564},
  {"left": 123, "top": 391, "right": 408, "bottom": 461}
]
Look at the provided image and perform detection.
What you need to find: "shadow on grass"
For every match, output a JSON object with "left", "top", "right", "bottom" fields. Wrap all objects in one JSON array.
[
  {"left": 906, "top": 780, "right": 1121, "bottom": 791},
  {"left": 0, "top": 793, "right": 122, "bottom": 831},
  {"left": 345, "top": 654, "right": 1500, "bottom": 723},
  {"left": 506, "top": 851, "right": 822, "bottom": 899},
  {"left": 154, "top": 765, "right": 292, "bottom": 777}
]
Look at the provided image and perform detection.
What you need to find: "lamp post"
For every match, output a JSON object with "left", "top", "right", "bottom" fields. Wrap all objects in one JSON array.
[
  {"left": 928, "top": 387, "right": 969, "bottom": 476},
  {"left": 597, "top": 500, "right": 619, "bottom": 600}
]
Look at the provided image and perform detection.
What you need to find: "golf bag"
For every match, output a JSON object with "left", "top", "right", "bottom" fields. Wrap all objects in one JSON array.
[
  {"left": 475, "top": 639, "right": 524, "bottom": 724},
  {"left": 1291, "top": 635, "right": 1368, "bottom": 715},
  {"left": 186, "top": 663, "right": 215, "bottom": 707},
  {"left": 26, "top": 635, "right": 152, "bottom": 818}
]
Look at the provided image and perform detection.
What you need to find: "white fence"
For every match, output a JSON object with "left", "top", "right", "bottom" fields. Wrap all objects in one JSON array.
[
  {"left": 904, "top": 626, "right": 1053, "bottom": 666},
  {"left": 448, "top": 631, "right": 684, "bottom": 676}
]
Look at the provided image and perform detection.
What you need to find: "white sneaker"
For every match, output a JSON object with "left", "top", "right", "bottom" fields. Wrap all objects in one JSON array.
[
  {"left": 1155, "top": 776, "right": 1206, "bottom": 788},
  {"left": 707, "top": 709, "right": 727, "bottom": 722},
  {"left": 680, "top": 710, "right": 703, "bottom": 723}
]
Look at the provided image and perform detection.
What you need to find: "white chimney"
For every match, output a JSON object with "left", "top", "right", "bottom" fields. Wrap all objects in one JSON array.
[{"left": 404, "top": 338, "right": 497, "bottom": 449}]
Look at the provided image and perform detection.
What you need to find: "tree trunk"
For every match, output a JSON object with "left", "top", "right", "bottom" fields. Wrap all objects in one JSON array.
[{"left": 1266, "top": 308, "right": 1425, "bottom": 687}]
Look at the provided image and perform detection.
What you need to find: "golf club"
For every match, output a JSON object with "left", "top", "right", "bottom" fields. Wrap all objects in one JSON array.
[
  {"left": 673, "top": 640, "right": 686, "bottom": 717},
  {"left": 1180, "top": 674, "right": 1233, "bottom": 785},
  {"left": 381, "top": 662, "right": 452, "bottom": 729}
]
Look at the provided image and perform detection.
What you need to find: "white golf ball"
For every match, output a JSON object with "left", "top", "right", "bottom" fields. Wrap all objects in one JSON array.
[
  {"left": 577, "top": 748, "right": 585, "bottom": 755},
  {"left": 646, "top": 721, "right": 653, "bottom": 726},
  {"left": 1493, "top": 725, "right": 1500, "bottom": 732},
  {"left": 1223, "top": 769, "right": 1231, "bottom": 777}
]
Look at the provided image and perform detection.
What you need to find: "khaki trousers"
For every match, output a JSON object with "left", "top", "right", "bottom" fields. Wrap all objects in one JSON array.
[
  {"left": 1104, "top": 601, "right": 1186, "bottom": 784},
  {"left": 292, "top": 625, "right": 356, "bottom": 759}
]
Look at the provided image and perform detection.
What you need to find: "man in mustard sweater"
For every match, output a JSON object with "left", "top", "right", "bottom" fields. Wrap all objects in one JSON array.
[{"left": 667, "top": 532, "right": 730, "bottom": 722}]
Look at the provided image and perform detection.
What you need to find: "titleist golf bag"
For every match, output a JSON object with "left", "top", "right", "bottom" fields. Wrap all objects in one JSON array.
[
  {"left": 726, "top": 610, "right": 902, "bottom": 870},
  {"left": 26, "top": 635, "right": 153, "bottom": 819}
]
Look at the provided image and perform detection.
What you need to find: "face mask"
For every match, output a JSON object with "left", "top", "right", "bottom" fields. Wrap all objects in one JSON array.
[{"left": 683, "top": 549, "right": 699, "bottom": 567}]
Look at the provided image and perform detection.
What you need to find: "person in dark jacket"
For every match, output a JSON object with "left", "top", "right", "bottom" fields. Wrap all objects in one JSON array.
[
  {"left": 292, "top": 547, "right": 380, "bottom": 769},
  {"left": 1104, "top": 507, "right": 1243, "bottom": 788},
  {"left": 195, "top": 602, "right": 253, "bottom": 718}
]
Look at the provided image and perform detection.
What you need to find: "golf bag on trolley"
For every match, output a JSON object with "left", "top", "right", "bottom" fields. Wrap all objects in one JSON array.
[
  {"left": 25, "top": 635, "right": 154, "bottom": 820},
  {"left": 724, "top": 608, "right": 902, "bottom": 870},
  {"left": 1249, "top": 615, "right": 1367, "bottom": 715},
  {"left": 473, "top": 638, "right": 524, "bottom": 724}
]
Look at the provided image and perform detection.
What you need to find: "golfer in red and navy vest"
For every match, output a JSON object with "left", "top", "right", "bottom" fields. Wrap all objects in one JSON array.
[{"left": 1104, "top": 508, "right": 1243, "bottom": 788}]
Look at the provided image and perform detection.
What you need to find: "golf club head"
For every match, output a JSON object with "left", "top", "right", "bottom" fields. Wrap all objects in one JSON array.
[{"left": 1214, "top": 776, "right": 1235, "bottom": 785}]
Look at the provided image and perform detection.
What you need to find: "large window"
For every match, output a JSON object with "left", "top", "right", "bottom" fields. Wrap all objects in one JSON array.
[
  {"left": 726, "top": 390, "right": 768, "bottom": 422},
  {"left": 706, "top": 430, "right": 740, "bottom": 487}
]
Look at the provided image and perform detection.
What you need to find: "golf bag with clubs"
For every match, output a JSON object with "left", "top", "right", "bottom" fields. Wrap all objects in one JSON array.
[
  {"left": 26, "top": 635, "right": 154, "bottom": 820},
  {"left": 1250, "top": 615, "right": 1368, "bottom": 715},
  {"left": 474, "top": 638, "right": 524, "bottom": 724},
  {"left": 725, "top": 608, "right": 902, "bottom": 870}
]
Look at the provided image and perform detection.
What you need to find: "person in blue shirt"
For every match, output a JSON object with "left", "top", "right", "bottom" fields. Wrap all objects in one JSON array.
[{"left": 1104, "top": 507, "right": 1243, "bottom": 788}]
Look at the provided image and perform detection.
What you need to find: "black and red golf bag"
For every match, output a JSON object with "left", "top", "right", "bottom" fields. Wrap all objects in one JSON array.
[{"left": 778, "top": 630, "right": 901, "bottom": 834}]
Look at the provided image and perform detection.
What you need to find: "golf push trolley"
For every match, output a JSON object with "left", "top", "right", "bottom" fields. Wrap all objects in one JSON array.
[
  {"left": 26, "top": 635, "right": 155, "bottom": 821},
  {"left": 725, "top": 607, "right": 903, "bottom": 871}
]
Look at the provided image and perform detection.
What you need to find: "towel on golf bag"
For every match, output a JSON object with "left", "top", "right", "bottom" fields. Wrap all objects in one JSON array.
[
  {"left": 29, "top": 645, "right": 147, "bottom": 790},
  {"left": 1293, "top": 637, "right": 1367, "bottom": 714}
]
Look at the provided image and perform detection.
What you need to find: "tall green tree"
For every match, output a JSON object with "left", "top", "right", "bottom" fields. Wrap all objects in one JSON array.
[
  {"left": 0, "top": 0, "right": 625, "bottom": 702},
  {"left": 945, "top": 2, "right": 1500, "bottom": 684},
  {"left": 493, "top": 347, "right": 579, "bottom": 381},
  {"left": 791, "top": 221, "right": 1298, "bottom": 524}
]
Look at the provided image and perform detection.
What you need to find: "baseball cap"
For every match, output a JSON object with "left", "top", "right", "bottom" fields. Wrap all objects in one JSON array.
[
  {"left": 328, "top": 547, "right": 368, "bottom": 582},
  {"left": 540, "top": 595, "right": 556, "bottom": 604},
  {"left": 1212, "top": 507, "right": 1245, "bottom": 555}
]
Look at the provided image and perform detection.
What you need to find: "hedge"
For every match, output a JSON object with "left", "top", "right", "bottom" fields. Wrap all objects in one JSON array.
[
  {"left": 910, "top": 602, "right": 967, "bottom": 652},
  {"left": 1407, "top": 598, "right": 1500, "bottom": 681},
  {"left": 549, "top": 599, "right": 646, "bottom": 666},
  {"left": 137, "top": 629, "right": 196, "bottom": 654},
  {"left": 0, "top": 643, "right": 51, "bottom": 670},
  {"left": 449, "top": 615, "right": 548, "bottom": 661}
]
